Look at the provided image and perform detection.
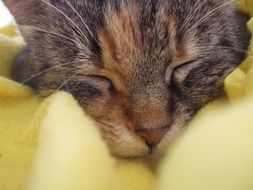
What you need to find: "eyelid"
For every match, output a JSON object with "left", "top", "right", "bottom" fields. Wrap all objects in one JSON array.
[
  {"left": 86, "top": 74, "right": 115, "bottom": 91},
  {"left": 174, "top": 59, "right": 202, "bottom": 83},
  {"left": 86, "top": 74, "right": 112, "bottom": 84},
  {"left": 174, "top": 59, "right": 199, "bottom": 70},
  {"left": 165, "top": 59, "right": 199, "bottom": 85},
  {"left": 86, "top": 74, "right": 110, "bottom": 80}
]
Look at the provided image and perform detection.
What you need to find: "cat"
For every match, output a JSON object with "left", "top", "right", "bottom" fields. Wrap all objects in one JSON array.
[{"left": 3, "top": 0, "right": 250, "bottom": 158}]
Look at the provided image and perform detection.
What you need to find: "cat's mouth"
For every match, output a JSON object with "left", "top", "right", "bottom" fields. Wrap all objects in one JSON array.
[{"left": 99, "top": 119, "right": 184, "bottom": 158}]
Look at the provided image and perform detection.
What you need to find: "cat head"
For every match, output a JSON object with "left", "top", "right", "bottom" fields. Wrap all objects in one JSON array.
[{"left": 4, "top": 0, "right": 250, "bottom": 157}]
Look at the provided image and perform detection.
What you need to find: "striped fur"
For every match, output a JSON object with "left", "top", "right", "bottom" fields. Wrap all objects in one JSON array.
[{"left": 4, "top": 0, "right": 250, "bottom": 157}]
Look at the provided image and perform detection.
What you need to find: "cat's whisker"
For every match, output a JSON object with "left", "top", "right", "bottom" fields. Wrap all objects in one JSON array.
[
  {"left": 53, "top": 68, "right": 95, "bottom": 95},
  {"left": 22, "top": 60, "right": 94, "bottom": 84},
  {"left": 63, "top": 0, "right": 99, "bottom": 44},
  {"left": 177, "top": 0, "right": 236, "bottom": 50},
  {"left": 52, "top": 70, "right": 82, "bottom": 94},
  {"left": 20, "top": 25, "right": 87, "bottom": 50},
  {"left": 40, "top": 0, "right": 89, "bottom": 42},
  {"left": 178, "top": 0, "right": 207, "bottom": 34},
  {"left": 23, "top": 61, "right": 77, "bottom": 84},
  {"left": 68, "top": 70, "right": 96, "bottom": 90},
  {"left": 202, "top": 45, "right": 250, "bottom": 55},
  {"left": 187, "top": 0, "right": 235, "bottom": 34},
  {"left": 212, "top": 46, "right": 249, "bottom": 54},
  {"left": 59, "top": 69, "right": 71, "bottom": 93}
]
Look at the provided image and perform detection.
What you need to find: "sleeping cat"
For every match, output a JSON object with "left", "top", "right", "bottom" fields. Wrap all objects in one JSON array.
[{"left": 3, "top": 0, "right": 250, "bottom": 158}]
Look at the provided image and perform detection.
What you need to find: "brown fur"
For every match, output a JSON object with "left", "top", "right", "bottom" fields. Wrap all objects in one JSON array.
[{"left": 4, "top": 0, "right": 251, "bottom": 158}]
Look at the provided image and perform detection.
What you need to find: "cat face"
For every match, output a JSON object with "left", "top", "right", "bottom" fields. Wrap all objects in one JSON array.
[{"left": 5, "top": 0, "right": 250, "bottom": 157}]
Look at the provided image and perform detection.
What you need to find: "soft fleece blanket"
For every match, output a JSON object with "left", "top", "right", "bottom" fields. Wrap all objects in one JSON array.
[{"left": 1, "top": 1, "right": 253, "bottom": 190}]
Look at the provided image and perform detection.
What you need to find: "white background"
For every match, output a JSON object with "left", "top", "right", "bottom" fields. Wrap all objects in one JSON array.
[{"left": 0, "top": 0, "right": 14, "bottom": 27}]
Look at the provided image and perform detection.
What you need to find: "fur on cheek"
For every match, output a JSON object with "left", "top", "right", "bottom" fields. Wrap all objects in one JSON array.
[
  {"left": 82, "top": 93, "right": 148, "bottom": 158},
  {"left": 99, "top": 123, "right": 148, "bottom": 157}
]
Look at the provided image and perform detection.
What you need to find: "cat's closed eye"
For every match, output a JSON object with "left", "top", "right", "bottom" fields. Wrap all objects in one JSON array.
[
  {"left": 172, "top": 60, "right": 201, "bottom": 85},
  {"left": 5, "top": 0, "right": 251, "bottom": 158},
  {"left": 87, "top": 75, "right": 115, "bottom": 92}
]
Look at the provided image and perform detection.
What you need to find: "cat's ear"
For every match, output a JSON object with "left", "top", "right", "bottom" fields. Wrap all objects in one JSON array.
[{"left": 3, "top": 0, "right": 46, "bottom": 26}]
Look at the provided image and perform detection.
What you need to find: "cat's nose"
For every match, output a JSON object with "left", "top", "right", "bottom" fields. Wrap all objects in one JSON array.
[{"left": 134, "top": 126, "right": 169, "bottom": 146}]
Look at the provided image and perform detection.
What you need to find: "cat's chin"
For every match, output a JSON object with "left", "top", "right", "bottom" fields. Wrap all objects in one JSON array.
[
  {"left": 109, "top": 141, "right": 167, "bottom": 159},
  {"left": 106, "top": 135, "right": 150, "bottom": 158},
  {"left": 109, "top": 126, "right": 182, "bottom": 160},
  {"left": 98, "top": 123, "right": 147, "bottom": 158},
  {"left": 111, "top": 146, "right": 149, "bottom": 158},
  {"left": 98, "top": 116, "right": 186, "bottom": 158}
]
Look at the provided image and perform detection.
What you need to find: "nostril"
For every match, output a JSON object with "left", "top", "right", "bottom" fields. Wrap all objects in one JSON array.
[{"left": 134, "top": 126, "right": 170, "bottom": 146}]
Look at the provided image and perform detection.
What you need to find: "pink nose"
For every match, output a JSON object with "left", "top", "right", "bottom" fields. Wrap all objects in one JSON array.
[{"left": 135, "top": 127, "right": 169, "bottom": 146}]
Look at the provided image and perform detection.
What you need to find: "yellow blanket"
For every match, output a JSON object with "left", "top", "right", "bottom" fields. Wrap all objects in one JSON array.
[{"left": 1, "top": 1, "right": 253, "bottom": 189}]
